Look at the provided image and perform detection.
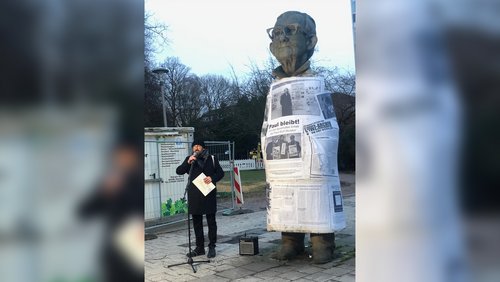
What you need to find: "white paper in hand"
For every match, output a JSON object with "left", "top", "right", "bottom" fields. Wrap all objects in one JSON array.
[{"left": 193, "top": 173, "right": 216, "bottom": 196}]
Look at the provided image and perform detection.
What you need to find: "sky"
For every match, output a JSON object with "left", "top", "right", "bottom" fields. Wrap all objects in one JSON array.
[{"left": 145, "top": 0, "right": 355, "bottom": 78}]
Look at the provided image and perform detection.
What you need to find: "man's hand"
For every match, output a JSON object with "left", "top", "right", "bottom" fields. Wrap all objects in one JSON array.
[
  {"left": 188, "top": 155, "right": 197, "bottom": 164},
  {"left": 203, "top": 176, "right": 212, "bottom": 184}
]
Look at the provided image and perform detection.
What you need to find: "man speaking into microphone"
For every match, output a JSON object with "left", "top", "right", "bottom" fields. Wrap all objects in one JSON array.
[{"left": 176, "top": 140, "right": 224, "bottom": 258}]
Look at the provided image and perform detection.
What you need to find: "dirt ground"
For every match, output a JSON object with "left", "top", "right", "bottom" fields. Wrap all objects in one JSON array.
[{"left": 217, "top": 172, "right": 355, "bottom": 212}]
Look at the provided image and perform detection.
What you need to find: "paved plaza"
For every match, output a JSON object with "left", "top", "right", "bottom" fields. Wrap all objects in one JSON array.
[{"left": 145, "top": 193, "right": 355, "bottom": 282}]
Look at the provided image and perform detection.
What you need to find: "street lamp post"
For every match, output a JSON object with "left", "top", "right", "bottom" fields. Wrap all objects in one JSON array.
[{"left": 152, "top": 68, "right": 169, "bottom": 127}]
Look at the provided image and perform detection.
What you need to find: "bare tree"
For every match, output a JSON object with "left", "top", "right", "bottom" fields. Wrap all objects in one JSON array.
[
  {"left": 158, "top": 57, "right": 191, "bottom": 126},
  {"left": 331, "top": 93, "right": 355, "bottom": 131},
  {"left": 199, "top": 74, "right": 235, "bottom": 113},
  {"left": 314, "top": 66, "right": 356, "bottom": 96},
  {"left": 331, "top": 71, "right": 355, "bottom": 96},
  {"left": 178, "top": 75, "right": 203, "bottom": 126},
  {"left": 144, "top": 13, "right": 170, "bottom": 126},
  {"left": 313, "top": 66, "right": 355, "bottom": 132},
  {"left": 144, "top": 12, "right": 169, "bottom": 65},
  {"left": 144, "top": 65, "right": 163, "bottom": 127},
  {"left": 240, "top": 58, "right": 275, "bottom": 99}
]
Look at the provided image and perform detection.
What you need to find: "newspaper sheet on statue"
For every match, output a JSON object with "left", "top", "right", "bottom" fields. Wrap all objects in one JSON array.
[{"left": 261, "top": 76, "right": 346, "bottom": 233}]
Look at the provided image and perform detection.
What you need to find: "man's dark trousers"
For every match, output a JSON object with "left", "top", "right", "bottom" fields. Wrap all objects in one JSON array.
[{"left": 192, "top": 214, "right": 217, "bottom": 248}]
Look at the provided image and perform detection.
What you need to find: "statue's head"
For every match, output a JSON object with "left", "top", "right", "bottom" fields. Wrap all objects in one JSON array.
[{"left": 268, "top": 11, "right": 317, "bottom": 76}]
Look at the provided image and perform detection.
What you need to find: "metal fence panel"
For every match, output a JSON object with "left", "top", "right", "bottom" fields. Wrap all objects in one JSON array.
[
  {"left": 219, "top": 159, "right": 265, "bottom": 171},
  {"left": 144, "top": 140, "right": 236, "bottom": 224},
  {"left": 144, "top": 140, "right": 191, "bottom": 221},
  {"left": 144, "top": 141, "right": 161, "bottom": 220}
]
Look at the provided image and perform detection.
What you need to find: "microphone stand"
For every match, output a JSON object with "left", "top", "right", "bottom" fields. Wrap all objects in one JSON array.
[{"left": 168, "top": 156, "right": 210, "bottom": 273}]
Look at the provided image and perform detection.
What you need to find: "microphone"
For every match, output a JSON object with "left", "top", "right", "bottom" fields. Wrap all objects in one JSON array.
[
  {"left": 192, "top": 149, "right": 207, "bottom": 158},
  {"left": 189, "top": 149, "right": 207, "bottom": 165},
  {"left": 188, "top": 151, "right": 198, "bottom": 164},
  {"left": 188, "top": 151, "right": 201, "bottom": 165},
  {"left": 189, "top": 150, "right": 202, "bottom": 165}
]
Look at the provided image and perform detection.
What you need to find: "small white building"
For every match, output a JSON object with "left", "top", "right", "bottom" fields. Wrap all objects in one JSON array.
[{"left": 144, "top": 127, "right": 194, "bottom": 221}]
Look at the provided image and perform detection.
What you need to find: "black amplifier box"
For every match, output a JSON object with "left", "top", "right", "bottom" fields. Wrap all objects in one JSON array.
[{"left": 239, "top": 236, "right": 259, "bottom": 255}]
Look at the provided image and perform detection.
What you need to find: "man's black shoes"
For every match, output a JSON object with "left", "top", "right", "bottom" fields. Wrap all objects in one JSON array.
[
  {"left": 207, "top": 247, "right": 216, "bottom": 258},
  {"left": 185, "top": 246, "right": 216, "bottom": 258},
  {"left": 186, "top": 247, "right": 205, "bottom": 258}
]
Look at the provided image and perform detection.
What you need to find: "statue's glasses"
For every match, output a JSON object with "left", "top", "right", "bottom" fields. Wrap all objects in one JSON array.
[{"left": 267, "top": 23, "right": 302, "bottom": 40}]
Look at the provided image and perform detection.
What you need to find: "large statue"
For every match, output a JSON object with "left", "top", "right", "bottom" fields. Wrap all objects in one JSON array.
[{"left": 262, "top": 11, "right": 345, "bottom": 264}]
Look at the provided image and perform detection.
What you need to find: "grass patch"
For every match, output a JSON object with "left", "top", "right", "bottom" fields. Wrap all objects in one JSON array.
[
  {"left": 219, "top": 169, "right": 266, "bottom": 184},
  {"left": 217, "top": 169, "right": 266, "bottom": 193},
  {"left": 216, "top": 191, "right": 233, "bottom": 198}
]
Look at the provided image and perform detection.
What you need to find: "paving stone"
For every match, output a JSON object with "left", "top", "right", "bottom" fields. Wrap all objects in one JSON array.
[
  {"left": 217, "top": 268, "right": 256, "bottom": 280},
  {"left": 177, "top": 274, "right": 200, "bottom": 282},
  {"left": 165, "top": 264, "right": 200, "bottom": 276},
  {"left": 314, "top": 260, "right": 338, "bottom": 269},
  {"left": 253, "top": 269, "right": 282, "bottom": 279},
  {"left": 278, "top": 270, "right": 308, "bottom": 280},
  {"left": 295, "top": 265, "right": 325, "bottom": 274},
  {"left": 271, "top": 265, "right": 300, "bottom": 274},
  {"left": 333, "top": 273, "right": 355, "bottom": 282},
  {"left": 233, "top": 276, "right": 265, "bottom": 282},
  {"left": 227, "top": 257, "right": 256, "bottom": 267},
  {"left": 260, "top": 278, "right": 292, "bottom": 282},
  {"left": 337, "top": 264, "right": 355, "bottom": 272},
  {"left": 145, "top": 265, "right": 165, "bottom": 276},
  {"left": 240, "top": 261, "right": 280, "bottom": 272},
  {"left": 145, "top": 194, "right": 355, "bottom": 281},
  {"left": 189, "top": 267, "right": 216, "bottom": 278},
  {"left": 187, "top": 274, "right": 230, "bottom": 282},
  {"left": 342, "top": 258, "right": 355, "bottom": 267},
  {"left": 149, "top": 272, "right": 197, "bottom": 282},
  {"left": 293, "top": 279, "right": 315, "bottom": 282},
  {"left": 306, "top": 272, "right": 338, "bottom": 282},
  {"left": 146, "top": 274, "right": 164, "bottom": 282},
  {"left": 212, "top": 263, "right": 236, "bottom": 272},
  {"left": 321, "top": 267, "right": 352, "bottom": 276}
]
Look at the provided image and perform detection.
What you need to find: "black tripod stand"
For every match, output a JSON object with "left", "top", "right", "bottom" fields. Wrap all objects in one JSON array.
[{"left": 168, "top": 158, "right": 210, "bottom": 273}]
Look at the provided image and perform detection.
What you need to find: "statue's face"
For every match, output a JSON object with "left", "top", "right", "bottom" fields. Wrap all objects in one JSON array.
[{"left": 269, "top": 13, "right": 308, "bottom": 66}]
